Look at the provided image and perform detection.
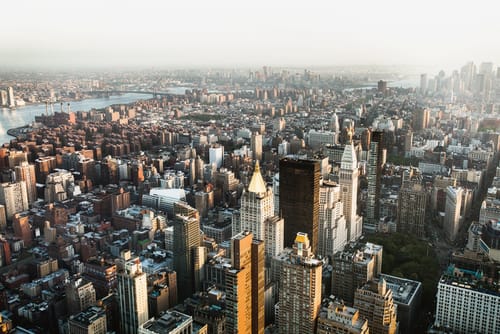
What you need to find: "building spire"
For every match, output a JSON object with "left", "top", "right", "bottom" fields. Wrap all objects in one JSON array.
[{"left": 248, "top": 161, "right": 267, "bottom": 194}]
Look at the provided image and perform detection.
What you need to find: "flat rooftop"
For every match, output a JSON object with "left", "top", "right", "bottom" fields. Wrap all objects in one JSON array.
[{"left": 380, "top": 274, "right": 422, "bottom": 306}]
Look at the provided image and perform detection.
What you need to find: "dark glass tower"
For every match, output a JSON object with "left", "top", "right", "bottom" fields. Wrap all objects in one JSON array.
[{"left": 279, "top": 158, "right": 320, "bottom": 253}]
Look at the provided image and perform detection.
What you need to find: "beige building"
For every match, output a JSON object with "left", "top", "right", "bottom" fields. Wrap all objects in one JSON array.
[{"left": 317, "top": 299, "right": 369, "bottom": 334}]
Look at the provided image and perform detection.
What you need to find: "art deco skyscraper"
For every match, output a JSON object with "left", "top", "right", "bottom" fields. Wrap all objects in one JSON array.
[
  {"left": 173, "top": 213, "right": 201, "bottom": 301},
  {"left": 239, "top": 162, "right": 283, "bottom": 262},
  {"left": 15, "top": 162, "right": 37, "bottom": 204},
  {"left": 339, "top": 140, "right": 362, "bottom": 241},
  {"left": 318, "top": 181, "right": 347, "bottom": 258},
  {"left": 225, "top": 231, "right": 264, "bottom": 334},
  {"left": 118, "top": 257, "right": 148, "bottom": 334},
  {"left": 354, "top": 279, "right": 397, "bottom": 334},
  {"left": 279, "top": 158, "right": 320, "bottom": 253},
  {"left": 365, "top": 131, "right": 384, "bottom": 232},
  {"left": 277, "top": 233, "right": 322, "bottom": 334}
]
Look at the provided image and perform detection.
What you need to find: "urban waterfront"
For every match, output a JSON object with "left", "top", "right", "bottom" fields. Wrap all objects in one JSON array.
[{"left": 0, "top": 93, "right": 152, "bottom": 145}]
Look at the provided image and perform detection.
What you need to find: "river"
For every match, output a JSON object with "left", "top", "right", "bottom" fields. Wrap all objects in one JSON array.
[{"left": 0, "top": 93, "right": 152, "bottom": 145}]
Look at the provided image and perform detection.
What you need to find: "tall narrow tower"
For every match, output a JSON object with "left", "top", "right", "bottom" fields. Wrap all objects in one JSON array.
[
  {"left": 173, "top": 213, "right": 201, "bottom": 301},
  {"left": 251, "top": 132, "right": 263, "bottom": 162},
  {"left": 225, "top": 231, "right": 265, "bottom": 334},
  {"left": 118, "top": 257, "right": 148, "bottom": 334},
  {"left": 339, "top": 141, "right": 362, "bottom": 241},
  {"left": 365, "top": 131, "right": 384, "bottom": 232},
  {"left": 277, "top": 233, "right": 323, "bottom": 334},
  {"left": 279, "top": 158, "right": 320, "bottom": 253}
]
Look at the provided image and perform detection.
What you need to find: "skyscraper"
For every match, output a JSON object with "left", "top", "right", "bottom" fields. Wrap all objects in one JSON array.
[
  {"left": 225, "top": 231, "right": 264, "bottom": 334},
  {"left": 173, "top": 213, "right": 201, "bottom": 301},
  {"left": 420, "top": 73, "right": 427, "bottom": 94},
  {"left": 317, "top": 181, "right": 347, "bottom": 258},
  {"left": 118, "top": 257, "right": 149, "bottom": 334},
  {"left": 397, "top": 181, "right": 428, "bottom": 237},
  {"left": 354, "top": 279, "right": 398, "bottom": 334},
  {"left": 339, "top": 141, "right": 362, "bottom": 241},
  {"left": 279, "top": 158, "right": 320, "bottom": 253},
  {"left": 444, "top": 186, "right": 463, "bottom": 242},
  {"left": 277, "top": 233, "right": 322, "bottom": 334},
  {"left": 15, "top": 162, "right": 37, "bottom": 204},
  {"left": 251, "top": 132, "right": 262, "bottom": 162},
  {"left": 239, "top": 162, "right": 283, "bottom": 262},
  {"left": 66, "top": 278, "right": 97, "bottom": 316},
  {"left": 7, "top": 87, "right": 14, "bottom": 108},
  {"left": 0, "top": 181, "right": 28, "bottom": 220},
  {"left": 365, "top": 131, "right": 384, "bottom": 232}
]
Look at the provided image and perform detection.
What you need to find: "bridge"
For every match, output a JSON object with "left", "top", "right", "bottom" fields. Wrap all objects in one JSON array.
[{"left": 84, "top": 89, "right": 185, "bottom": 98}]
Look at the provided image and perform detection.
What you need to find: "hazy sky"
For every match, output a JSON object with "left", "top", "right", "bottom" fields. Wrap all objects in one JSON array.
[{"left": 1, "top": 0, "right": 499, "bottom": 69}]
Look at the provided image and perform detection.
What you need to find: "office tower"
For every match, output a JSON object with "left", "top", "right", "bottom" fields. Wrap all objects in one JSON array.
[
  {"left": 0, "top": 181, "right": 28, "bottom": 220},
  {"left": 117, "top": 257, "right": 149, "bottom": 334},
  {"left": 272, "top": 173, "right": 279, "bottom": 216},
  {"left": 307, "top": 129, "right": 337, "bottom": 149},
  {"left": 139, "top": 310, "right": 192, "bottom": 334},
  {"left": 279, "top": 158, "right": 320, "bottom": 253},
  {"left": 434, "top": 266, "right": 499, "bottom": 334},
  {"left": 331, "top": 243, "right": 382, "bottom": 306},
  {"left": 225, "top": 231, "right": 264, "bottom": 334},
  {"left": 317, "top": 298, "right": 369, "bottom": 334},
  {"left": 209, "top": 145, "right": 224, "bottom": 169},
  {"left": 277, "top": 233, "right": 322, "bottom": 334},
  {"left": 413, "top": 108, "right": 430, "bottom": 131},
  {"left": 377, "top": 80, "right": 387, "bottom": 93},
  {"left": 444, "top": 186, "right": 463, "bottom": 242},
  {"left": 397, "top": 181, "right": 428, "bottom": 238},
  {"left": 251, "top": 132, "right": 262, "bottom": 161},
  {"left": 339, "top": 141, "right": 362, "bottom": 241},
  {"left": 173, "top": 214, "right": 201, "bottom": 301},
  {"left": 240, "top": 162, "right": 274, "bottom": 240},
  {"left": 365, "top": 131, "right": 383, "bottom": 232},
  {"left": 354, "top": 279, "right": 397, "bottom": 334},
  {"left": 66, "top": 278, "right": 97, "bottom": 315},
  {"left": 68, "top": 306, "right": 107, "bottom": 334},
  {"left": 15, "top": 162, "right": 37, "bottom": 204},
  {"left": 330, "top": 112, "right": 340, "bottom": 133},
  {"left": 317, "top": 181, "right": 347, "bottom": 258},
  {"left": 7, "top": 87, "right": 14, "bottom": 108},
  {"left": 420, "top": 73, "right": 427, "bottom": 94}
]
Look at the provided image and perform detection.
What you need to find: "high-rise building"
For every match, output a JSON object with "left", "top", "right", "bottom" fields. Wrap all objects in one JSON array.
[
  {"left": 209, "top": 145, "right": 224, "bottom": 169},
  {"left": 66, "top": 278, "right": 97, "bottom": 316},
  {"left": 225, "top": 231, "right": 264, "bottom": 334},
  {"left": 117, "top": 257, "right": 149, "bottom": 334},
  {"left": 7, "top": 87, "right": 14, "bottom": 108},
  {"left": 15, "top": 162, "right": 37, "bottom": 204},
  {"left": 251, "top": 133, "right": 262, "bottom": 161},
  {"left": 0, "top": 181, "right": 28, "bottom": 220},
  {"left": 139, "top": 310, "right": 193, "bottom": 334},
  {"left": 354, "top": 279, "right": 397, "bottom": 334},
  {"left": 339, "top": 141, "right": 362, "bottom": 241},
  {"left": 413, "top": 108, "right": 430, "bottom": 131},
  {"left": 317, "top": 181, "right": 347, "bottom": 258},
  {"left": 279, "top": 158, "right": 320, "bottom": 253},
  {"left": 173, "top": 213, "right": 201, "bottom": 301},
  {"left": 239, "top": 162, "right": 283, "bottom": 263},
  {"left": 68, "top": 306, "right": 107, "bottom": 334},
  {"left": 397, "top": 181, "right": 428, "bottom": 238},
  {"left": 277, "top": 233, "right": 322, "bottom": 334},
  {"left": 365, "top": 131, "right": 384, "bottom": 232},
  {"left": 420, "top": 74, "right": 427, "bottom": 94},
  {"left": 0, "top": 205, "right": 6, "bottom": 231},
  {"left": 434, "top": 265, "right": 500, "bottom": 334},
  {"left": 444, "top": 186, "right": 463, "bottom": 242},
  {"left": 331, "top": 243, "right": 382, "bottom": 306},
  {"left": 12, "top": 213, "right": 32, "bottom": 247}
]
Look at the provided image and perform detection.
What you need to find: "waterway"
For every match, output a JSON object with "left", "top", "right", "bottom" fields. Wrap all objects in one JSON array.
[{"left": 0, "top": 93, "right": 152, "bottom": 145}]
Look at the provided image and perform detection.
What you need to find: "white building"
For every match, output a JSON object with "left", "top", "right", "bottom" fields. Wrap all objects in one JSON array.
[
  {"left": 435, "top": 266, "right": 500, "bottom": 334},
  {"left": 444, "top": 186, "right": 463, "bottom": 242},
  {"left": 318, "top": 181, "right": 347, "bottom": 258},
  {"left": 209, "top": 146, "right": 224, "bottom": 169}
]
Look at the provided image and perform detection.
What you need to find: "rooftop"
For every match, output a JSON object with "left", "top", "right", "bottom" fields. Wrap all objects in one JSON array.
[
  {"left": 380, "top": 273, "right": 422, "bottom": 305},
  {"left": 141, "top": 310, "right": 192, "bottom": 333}
]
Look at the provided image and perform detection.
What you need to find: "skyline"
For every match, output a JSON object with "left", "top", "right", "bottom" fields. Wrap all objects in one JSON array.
[{"left": 2, "top": 0, "right": 500, "bottom": 70}]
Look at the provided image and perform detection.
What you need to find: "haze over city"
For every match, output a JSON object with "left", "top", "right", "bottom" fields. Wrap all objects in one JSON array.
[{"left": 2, "top": 0, "right": 499, "bottom": 70}]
